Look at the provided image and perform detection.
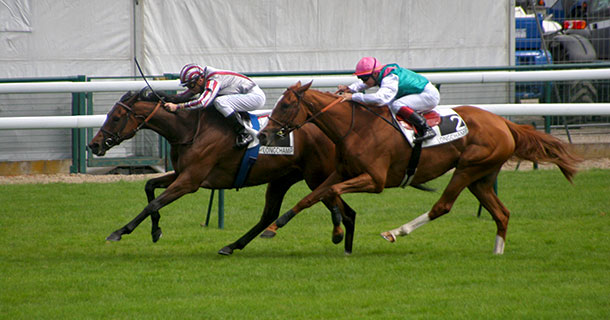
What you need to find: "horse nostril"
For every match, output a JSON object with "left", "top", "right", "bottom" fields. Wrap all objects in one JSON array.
[{"left": 88, "top": 143, "right": 104, "bottom": 156}]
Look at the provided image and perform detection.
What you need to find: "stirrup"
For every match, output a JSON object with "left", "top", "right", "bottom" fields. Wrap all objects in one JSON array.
[
  {"left": 234, "top": 133, "right": 253, "bottom": 149},
  {"left": 413, "top": 129, "right": 436, "bottom": 143}
]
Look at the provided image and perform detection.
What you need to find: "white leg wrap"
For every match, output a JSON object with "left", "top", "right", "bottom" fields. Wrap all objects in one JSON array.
[
  {"left": 494, "top": 235, "right": 505, "bottom": 255},
  {"left": 388, "top": 212, "right": 431, "bottom": 239}
]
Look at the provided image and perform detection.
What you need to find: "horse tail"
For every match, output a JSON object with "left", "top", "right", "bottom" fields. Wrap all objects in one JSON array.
[{"left": 504, "top": 120, "right": 582, "bottom": 183}]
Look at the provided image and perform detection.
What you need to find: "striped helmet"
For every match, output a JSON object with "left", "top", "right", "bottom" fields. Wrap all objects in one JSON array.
[
  {"left": 179, "top": 63, "right": 205, "bottom": 87},
  {"left": 354, "top": 57, "right": 383, "bottom": 76}
]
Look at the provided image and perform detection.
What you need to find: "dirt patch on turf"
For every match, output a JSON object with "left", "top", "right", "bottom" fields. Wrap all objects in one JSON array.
[
  {"left": 0, "top": 173, "right": 166, "bottom": 185},
  {"left": 0, "top": 159, "right": 608, "bottom": 185}
]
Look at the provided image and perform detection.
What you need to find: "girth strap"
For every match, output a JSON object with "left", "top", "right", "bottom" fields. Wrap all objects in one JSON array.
[{"left": 400, "top": 140, "right": 422, "bottom": 188}]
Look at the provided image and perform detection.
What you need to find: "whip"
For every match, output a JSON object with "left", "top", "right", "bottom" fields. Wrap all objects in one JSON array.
[{"left": 134, "top": 57, "right": 166, "bottom": 103}]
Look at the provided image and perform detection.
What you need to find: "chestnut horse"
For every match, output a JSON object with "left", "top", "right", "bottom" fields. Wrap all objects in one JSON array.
[
  {"left": 258, "top": 82, "right": 581, "bottom": 254},
  {"left": 88, "top": 90, "right": 357, "bottom": 255}
]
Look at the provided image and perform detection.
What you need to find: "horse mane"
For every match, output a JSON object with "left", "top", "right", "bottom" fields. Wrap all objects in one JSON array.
[
  {"left": 122, "top": 89, "right": 212, "bottom": 127},
  {"left": 137, "top": 88, "right": 192, "bottom": 104},
  {"left": 320, "top": 90, "right": 340, "bottom": 98},
  {"left": 120, "top": 91, "right": 136, "bottom": 102},
  {"left": 305, "top": 88, "right": 340, "bottom": 100}
]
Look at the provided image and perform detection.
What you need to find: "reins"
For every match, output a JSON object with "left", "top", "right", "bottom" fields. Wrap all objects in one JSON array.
[
  {"left": 270, "top": 88, "right": 402, "bottom": 139},
  {"left": 101, "top": 100, "right": 162, "bottom": 147},
  {"left": 269, "top": 90, "right": 344, "bottom": 137},
  {"left": 139, "top": 100, "right": 163, "bottom": 130},
  {"left": 357, "top": 103, "right": 404, "bottom": 135}
]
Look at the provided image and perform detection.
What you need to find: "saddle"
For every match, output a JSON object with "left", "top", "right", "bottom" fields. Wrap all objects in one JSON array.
[
  {"left": 393, "top": 108, "right": 468, "bottom": 148},
  {"left": 396, "top": 110, "right": 441, "bottom": 131}
]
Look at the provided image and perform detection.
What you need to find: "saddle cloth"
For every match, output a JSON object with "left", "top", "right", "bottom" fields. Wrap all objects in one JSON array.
[
  {"left": 393, "top": 108, "right": 469, "bottom": 147},
  {"left": 234, "top": 110, "right": 296, "bottom": 189},
  {"left": 240, "top": 110, "right": 294, "bottom": 155}
]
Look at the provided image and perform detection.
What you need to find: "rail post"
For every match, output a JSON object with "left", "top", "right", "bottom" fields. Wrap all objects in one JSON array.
[{"left": 70, "top": 75, "right": 87, "bottom": 173}]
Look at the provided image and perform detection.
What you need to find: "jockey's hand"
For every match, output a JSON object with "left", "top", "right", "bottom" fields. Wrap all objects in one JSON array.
[
  {"left": 164, "top": 103, "right": 179, "bottom": 112},
  {"left": 335, "top": 85, "right": 351, "bottom": 94},
  {"left": 341, "top": 93, "right": 353, "bottom": 102}
]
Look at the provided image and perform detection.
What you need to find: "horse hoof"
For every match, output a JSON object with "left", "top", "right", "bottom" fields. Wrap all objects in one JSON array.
[
  {"left": 332, "top": 232, "right": 344, "bottom": 244},
  {"left": 344, "top": 250, "right": 352, "bottom": 256},
  {"left": 106, "top": 231, "right": 122, "bottom": 242},
  {"left": 218, "top": 246, "right": 234, "bottom": 255},
  {"left": 260, "top": 229, "right": 277, "bottom": 238},
  {"left": 380, "top": 232, "right": 396, "bottom": 243},
  {"left": 152, "top": 228, "right": 162, "bottom": 243}
]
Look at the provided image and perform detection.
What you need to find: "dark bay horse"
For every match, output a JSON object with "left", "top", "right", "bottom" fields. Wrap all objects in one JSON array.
[
  {"left": 88, "top": 90, "right": 357, "bottom": 255},
  {"left": 258, "top": 81, "right": 581, "bottom": 254}
]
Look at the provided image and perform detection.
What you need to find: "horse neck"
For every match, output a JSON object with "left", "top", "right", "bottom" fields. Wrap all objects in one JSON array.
[
  {"left": 136, "top": 101, "right": 201, "bottom": 144},
  {"left": 303, "top": 91, "right": 365, "bottom": 145}
]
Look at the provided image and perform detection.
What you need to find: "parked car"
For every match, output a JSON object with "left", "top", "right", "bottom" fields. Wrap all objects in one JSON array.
[{"left": 515, "top": 1, "right": 601, "bottom": 105}]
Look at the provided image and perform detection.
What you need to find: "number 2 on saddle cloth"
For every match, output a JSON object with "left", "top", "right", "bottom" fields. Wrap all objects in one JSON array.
[{"left": 395, "top": 109, "right": 468, "bottom": 147}]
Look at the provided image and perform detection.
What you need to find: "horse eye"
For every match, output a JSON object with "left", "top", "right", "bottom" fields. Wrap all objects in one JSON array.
[{"left": 112, "top": 116, "right": 120, "bottom": 121}]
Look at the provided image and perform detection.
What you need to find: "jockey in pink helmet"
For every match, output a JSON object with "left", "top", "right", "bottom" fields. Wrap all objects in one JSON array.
[
  {"left": 338, "top": 57, "right": 439, "bottom": 143},
  {"left": 164, "top": 63, "right": 266, "bottom": 149},
  {"left": 354, "top": 57, "right": 384, "bottom": 78}
]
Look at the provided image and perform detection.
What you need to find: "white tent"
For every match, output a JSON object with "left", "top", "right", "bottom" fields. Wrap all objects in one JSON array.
[
  {"left": 1, "top": 0, "right": 512, "bottom": 78},
  {"left": 0, "top": 0, "right": 512, "bottom": 166}
]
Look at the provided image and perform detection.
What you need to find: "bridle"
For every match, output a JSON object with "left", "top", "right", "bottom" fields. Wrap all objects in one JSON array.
[
  {"left": 268, "top": 88, "right": 404, "bottom": 141},
  {"left": 268, "top": 88, "right": 345, "bottom": 138},
  {"left": 100, "top": 99, "right": 162, "bottom": 149}
]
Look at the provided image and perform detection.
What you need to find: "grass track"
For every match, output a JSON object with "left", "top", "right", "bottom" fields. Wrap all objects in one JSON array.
[{"left": 1, "top": 169, "right": 609, "bottom": 319}]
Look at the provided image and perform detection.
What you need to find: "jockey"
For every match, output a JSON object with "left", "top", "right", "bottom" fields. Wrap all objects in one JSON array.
[
  {"left": 338, "top": 57, "right": 439, "bottom": 143},
  {"left": 164, "top": 63, "right": 266, "bottom": 149}
]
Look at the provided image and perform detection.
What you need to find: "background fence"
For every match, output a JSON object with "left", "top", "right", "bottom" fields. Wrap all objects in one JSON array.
[{"left": 1, "top": 64, "right": 609, "bottom": 174}]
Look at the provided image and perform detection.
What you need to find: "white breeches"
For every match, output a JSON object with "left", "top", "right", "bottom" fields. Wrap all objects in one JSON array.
[
  {"left": 389, "top": 83, "right": 440, "bottom": 113},
  {"left": 214, "top": 85, "right": 266, "bottom": 117}
]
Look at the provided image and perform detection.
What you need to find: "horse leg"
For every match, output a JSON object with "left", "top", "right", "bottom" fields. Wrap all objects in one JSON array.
[
  {"left": 381, "top": 165, "right": 492, "bottom": 243},
  {"left": 467, "top": 171, "right": 511, "bottom": 254},
  {"left": 260, "top": 222, "right": 279, "bottom": 238},
  {"left": 106, "top": 175, "right": 200, "bottom": 242},
  {"left": 218, "top": 175, "right": 300, "bottom": 255},
  {"left": 320, "top": 197, "right": 345, "bottom": 245},
  {"left": 276, "top": 171, "right": 378, "bottom": 228},
  {"left": 144, "top": 173, "right": 178, "bottom": 242},
  {"left": 337, "top": 199, "right": 357, "bottom": 255},
  {"left": 275, "top": 171, "right": 344, "bottom": 227}
]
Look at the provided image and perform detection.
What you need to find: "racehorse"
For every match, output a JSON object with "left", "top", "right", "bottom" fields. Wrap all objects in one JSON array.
[
  {"left": 258, "top": 81, "right": 581, "bottom": 254},
  {"left": 88, "top": 90, "right": 358, "bottom": 255}
]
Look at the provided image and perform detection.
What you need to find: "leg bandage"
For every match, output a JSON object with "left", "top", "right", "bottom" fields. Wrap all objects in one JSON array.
[{"left": 389, "top": 212, "right": 430, "bottom": 238}]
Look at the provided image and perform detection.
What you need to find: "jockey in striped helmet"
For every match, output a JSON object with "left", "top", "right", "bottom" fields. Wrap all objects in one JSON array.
[
  {"left": 179, "top": 64, "right": 205, "bottom": 87},
  {"left": 337, "top": 57, "right": 439, "bottom": 143},
  {"left": 165, "top": 63, "right": 266, "bottom": 149}
]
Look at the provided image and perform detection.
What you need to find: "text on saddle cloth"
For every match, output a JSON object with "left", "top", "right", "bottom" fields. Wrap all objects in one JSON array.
[
  {"left": 395, "top": 108, "right": 469, "bottom": 147},
  {"left": 233, "top": 111, "right": 295, "bottom": 189},
  {"left": 243, "top": 111, "right": 295, "bottom": 155}
]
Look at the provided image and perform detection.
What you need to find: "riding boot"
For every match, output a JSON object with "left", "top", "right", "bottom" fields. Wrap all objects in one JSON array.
[
  {"left": 397, "top": 107, "right": 436, "bottom": 143},
  {"left": 225, "top": 112, "right": 253, "bottom": 149}
]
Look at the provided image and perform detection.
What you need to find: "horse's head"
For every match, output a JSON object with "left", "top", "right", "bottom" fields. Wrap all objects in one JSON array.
[
  {"left": 88, "top": 90, "right": 161, "bottom": 156},
  {"left": 258, "top": 81, "right": 312, "bottom": 146}
]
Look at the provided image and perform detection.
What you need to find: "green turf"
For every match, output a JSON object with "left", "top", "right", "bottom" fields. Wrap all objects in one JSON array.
[{"left": 1, "top": 169, "right": 608, "bottom": 319}]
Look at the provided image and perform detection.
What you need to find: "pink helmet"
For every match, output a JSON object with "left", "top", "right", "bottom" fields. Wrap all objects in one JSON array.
[
  {"left": 179, "top": 63, "right": 205, "bottom": 86},
  {"left": 354, "top": 57, "right": 383, "bottom": 76}
]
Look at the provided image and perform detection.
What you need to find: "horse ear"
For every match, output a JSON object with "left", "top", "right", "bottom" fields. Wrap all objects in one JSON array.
[
  {"left": 298, "top": 81, "right": 313, "bottom": 93},
  {"left": 138, "top": 87, "right": 149, "bottom": 100},
  {"left": 120, "top": 91, "right": 133, "bottom": 101}
]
